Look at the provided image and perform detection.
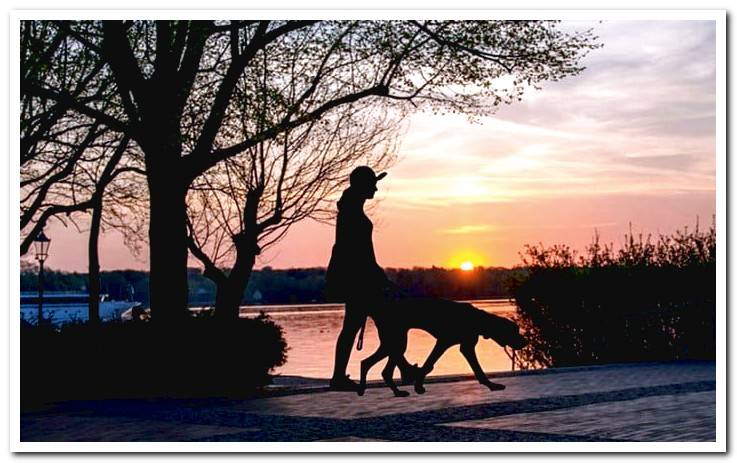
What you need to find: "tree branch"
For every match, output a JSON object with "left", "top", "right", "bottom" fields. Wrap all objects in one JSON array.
[
  {"left": 20, "top": 135, "right": 130, "bottom": 256},
  {"left": 20, "top": 123, "right": 101, "bottom": 229},
  {"left": 189, "top": 21, "right": 319, "bottom": 162},
  {"left": 186, "top": 84, "right": 388, "bottom": 180},
  {"left": 186, "top": 218, "right": 227, "bottom": 285},
  {"left": 22, "top": 81, "right": 131, "bottom": 135},
  {"left": 173, "top": 20, "right": 215, "bottom": 114},
  {"left": 191, "top": 21, "right": 269, "bottom": 158},
  {"left": 101, "top": 21, "right": 146, "bottom": 121}
]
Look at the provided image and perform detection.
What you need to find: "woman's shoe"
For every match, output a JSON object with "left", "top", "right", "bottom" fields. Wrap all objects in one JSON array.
[{"left": 329, "top": 374, "right": 361, "bottom": 392}]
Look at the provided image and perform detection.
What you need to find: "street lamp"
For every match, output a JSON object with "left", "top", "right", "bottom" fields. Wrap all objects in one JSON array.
[{"left": 33, "top": 230, "right": 51, "bottom": 326}]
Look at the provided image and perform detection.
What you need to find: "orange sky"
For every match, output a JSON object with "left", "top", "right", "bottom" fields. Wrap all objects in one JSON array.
[{"left": 38, "top": 20, "right": 717, "bottom": 272}]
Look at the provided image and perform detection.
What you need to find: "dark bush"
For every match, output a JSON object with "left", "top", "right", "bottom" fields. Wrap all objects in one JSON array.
[
  {"left": 511, "top": 220, "right": 716, "bottom": 369},
  {"left": 21, "top": 312, "right": 287, "bottom": 405}
]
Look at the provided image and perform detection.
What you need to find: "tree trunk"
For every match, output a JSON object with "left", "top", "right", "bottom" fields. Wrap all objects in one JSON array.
[
  {"left": 147, "top": 177, "right": 190, "bottom": 324},
  {"left": 88, "top": 194, "right": 103, "bottom": 325},
  {"left": 214, "top": 236, "right": 258, "bottom": 321}
]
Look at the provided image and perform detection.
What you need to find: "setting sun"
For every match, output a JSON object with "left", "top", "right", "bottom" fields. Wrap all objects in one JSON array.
[{"left": 450, "top": 251, "right": 486, "bottom": 271}]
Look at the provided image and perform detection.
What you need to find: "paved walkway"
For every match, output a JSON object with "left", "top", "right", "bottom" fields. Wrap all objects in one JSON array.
[{"left": 20, "top": 361, "right": 716, "bottom": 442}]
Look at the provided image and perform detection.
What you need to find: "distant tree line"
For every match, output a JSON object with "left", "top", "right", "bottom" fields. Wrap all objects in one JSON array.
[{"left": 20, "top": 263, "right": 523, "bottom": 306}]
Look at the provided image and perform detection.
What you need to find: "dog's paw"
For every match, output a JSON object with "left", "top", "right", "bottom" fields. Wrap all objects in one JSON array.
[
  {"left": 393, "top": 389, "right": 410, "bottom": 398},
  {"left": 485, "top": 382, "right": 506, "bottom": 391},
  {"left": 400, "top": 363, "right": 421, "bottom": 386},
  {"left": 414, "top": 383, "right": 426, "bottom": 394}
]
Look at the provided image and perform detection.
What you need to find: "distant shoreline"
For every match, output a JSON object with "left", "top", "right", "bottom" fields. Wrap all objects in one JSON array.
[
  {"left": 187, "top": 297, "right": 517, "bottom": 316},
  {"left": 23, "top": 267, "right": 522, "bottom": 308}
]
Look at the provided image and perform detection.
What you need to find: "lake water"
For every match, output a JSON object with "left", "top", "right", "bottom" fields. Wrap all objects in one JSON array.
[{"left": 239, "top": 299, "right": 518, "bottom": 381}]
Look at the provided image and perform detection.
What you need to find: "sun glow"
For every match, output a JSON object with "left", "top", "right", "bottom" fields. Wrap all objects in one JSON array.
[
  {"left": 450, "top": 252, "right": 486, "bottom": 270},
  {"left": 460, "top": 261, "right": 475, "bottom": 271}
]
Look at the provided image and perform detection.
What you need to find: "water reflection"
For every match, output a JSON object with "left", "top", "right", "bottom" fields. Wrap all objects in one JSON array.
[{"left": 247, "top": 299, "right": 517, "bottom": 381}]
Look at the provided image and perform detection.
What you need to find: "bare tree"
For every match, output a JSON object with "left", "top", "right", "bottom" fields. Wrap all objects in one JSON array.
[
  {"left": 82, "top": 136, "right": 145, "bottom": 323},
  {"left": 20, "top": 123, "right": 143, "bottom": 322},
  {"left": 186, "top": 99, "right": 401, "bottom": 319},
  {"left": 21, "top": 20, "right": 600, "bottom": 323},
  {"left": 20, "top": 20, "right": 147, "bottom": 322},
  {"left": 21, "top": 19, "right": 144, "bottom": 321}
]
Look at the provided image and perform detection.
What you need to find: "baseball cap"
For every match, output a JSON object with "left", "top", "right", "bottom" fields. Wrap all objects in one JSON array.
[{"left": 349, "top": 166, "right": 388, "bottom": 186}]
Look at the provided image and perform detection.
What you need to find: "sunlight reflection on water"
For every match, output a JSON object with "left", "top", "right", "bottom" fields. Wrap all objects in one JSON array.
[{"left": 242, "top": 299, "right": 517, "bottom": 381}]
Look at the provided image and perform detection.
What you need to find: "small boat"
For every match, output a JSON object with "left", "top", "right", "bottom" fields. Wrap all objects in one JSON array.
[{"left": 20, "top": 291, "right": 141, "bottom": 325}]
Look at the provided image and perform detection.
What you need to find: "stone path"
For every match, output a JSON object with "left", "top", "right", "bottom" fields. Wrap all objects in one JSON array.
[{"left": 20, "top": 361, "right": 716, "bottom": 442}]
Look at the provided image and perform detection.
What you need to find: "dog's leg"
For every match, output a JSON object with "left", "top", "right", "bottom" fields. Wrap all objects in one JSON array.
[
  {"left": 378, "top": 331, "right": 410, "bottom": 397},
  {"left": 359, "top": 344, "right": 389, "bottom": 396},
  {"left": 365, "top": 325, "right": 408, "bottom": 398},
  {"left": 460, "top": 340, "right": 505, "bottom": 391},
  {"left": 390, "top": 330, "right": 420, "bottom": 386},
  {"left": 383, "top": 353, "right": 410, "bottom": 397},
  {"left": 414, "top": 341, "right": 450, "bottom": 394}
]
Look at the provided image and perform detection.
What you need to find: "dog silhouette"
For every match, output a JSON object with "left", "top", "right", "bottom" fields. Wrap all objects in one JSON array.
[{"left": 358, "top": 297, "right": 527, "bottom": 397}]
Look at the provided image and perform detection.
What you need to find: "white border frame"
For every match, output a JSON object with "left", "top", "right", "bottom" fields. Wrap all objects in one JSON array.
[{"left": 7, "top": 9, "right": 727, "bottom": 453}]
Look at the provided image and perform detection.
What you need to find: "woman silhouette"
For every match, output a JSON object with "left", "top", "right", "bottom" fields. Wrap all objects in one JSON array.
[{"left": 326, "top": 166, "right": 415, "bottom": 391}]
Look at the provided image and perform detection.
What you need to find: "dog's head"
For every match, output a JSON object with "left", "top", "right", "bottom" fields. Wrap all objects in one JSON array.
[{"left": 479, "top": 312, "right": 527, "bottom": 350}]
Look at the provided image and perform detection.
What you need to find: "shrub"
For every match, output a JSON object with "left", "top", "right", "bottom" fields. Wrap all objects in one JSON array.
[
  {"left": 21, "top": 312, "right": 287, "bottom": 405},
  {"left": 511, "top": 219, "right": 716, "bottom": 369}
]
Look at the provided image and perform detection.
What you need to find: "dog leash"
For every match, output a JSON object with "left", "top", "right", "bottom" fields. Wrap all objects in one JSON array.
[
  {"left": 356, "top": 318, "right": 366, "bottom": 351},
  {"left": 355, "top": 285, "right": 402, "bottom": 351}
]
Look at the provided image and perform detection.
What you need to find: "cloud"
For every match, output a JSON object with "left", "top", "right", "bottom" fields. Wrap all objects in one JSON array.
[
  {"left": 495, "top": 20, "right": 716, "bottom": 139},
  {"left": 619, "top": 153, "right": 698, "bottom": 171},
  {"left": 387, "top": 20, "right": 717, "bottom": 211},
  {"left": 439, "top": 224, "right": 497, "bottom": 235},
  {"left": 273, "top": 21, "right": 718, "bottom": 269}
]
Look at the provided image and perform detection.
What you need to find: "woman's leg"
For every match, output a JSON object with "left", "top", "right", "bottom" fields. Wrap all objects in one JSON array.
[{"left": 331, "top": 301, "right": 366, "bottom": 383}]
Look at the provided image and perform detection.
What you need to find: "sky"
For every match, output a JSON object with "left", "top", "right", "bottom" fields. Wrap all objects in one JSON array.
[{"left": 38, "top": 20, "right": 717, "bottom": 272}]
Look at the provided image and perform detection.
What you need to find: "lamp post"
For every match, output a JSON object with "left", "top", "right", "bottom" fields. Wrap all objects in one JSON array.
[{"left": 33, "top": 230, "right": 51, "bottom": 326}]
